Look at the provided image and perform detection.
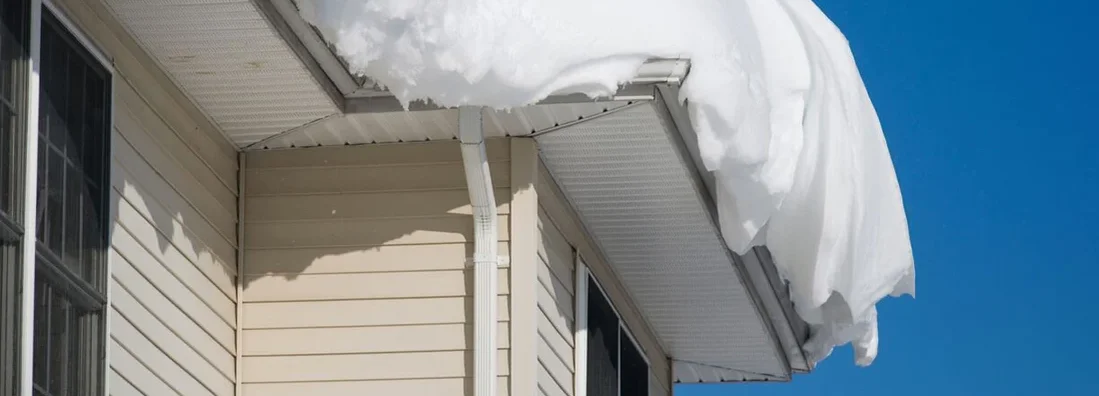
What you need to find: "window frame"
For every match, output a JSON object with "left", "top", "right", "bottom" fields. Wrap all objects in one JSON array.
[
  {"left": 574, "top": 253, "right": 651, "bottom": 396},
  {"left": 7, "top": 1, "right": 114, "bottom": 396},
  {"left": 1, "top": 0, "right": 33, "bottom": 394}
]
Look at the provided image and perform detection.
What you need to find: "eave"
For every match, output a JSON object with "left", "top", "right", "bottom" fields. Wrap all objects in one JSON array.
[{"left": 101, "top": 0, "right": 812, "bottom": 382}]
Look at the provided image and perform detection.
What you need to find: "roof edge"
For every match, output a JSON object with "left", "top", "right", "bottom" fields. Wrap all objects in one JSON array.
[
  {"left": 259, "top": 0, "right": 692, "bottom": 114},
  {"left": 341, "top": 59, "right": 688, "bottom": 114},
  {"left": 251, "top": 0, "right": 347, "bottom": 110},
  {"left": 655, "top": 86, "right": 814, "bottom": 377}
]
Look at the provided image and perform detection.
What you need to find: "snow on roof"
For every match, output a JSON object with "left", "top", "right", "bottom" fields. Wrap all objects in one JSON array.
[{"left": 296, "top": 0, "right": 915, "bottom": 367}]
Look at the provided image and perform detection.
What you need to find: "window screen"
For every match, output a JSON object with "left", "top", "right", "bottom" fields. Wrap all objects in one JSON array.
[
  {"left": 30, "top": 9, "right": 110, "bottom": 396},
  {"left": 36, "top": 9, "right": 109, "bottom": 292},
  {"left": 620, "top": 333, "right": 649, "bottom": 396},
  {"left": 586, "top": 276, "right": 649, "bottom": 396},
  {"left": 587, "top": 277, "right": 620, "bottom": 396}
]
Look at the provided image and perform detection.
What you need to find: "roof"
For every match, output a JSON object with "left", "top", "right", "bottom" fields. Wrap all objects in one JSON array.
[{"left": 99, "top": 0, "right": 811, "bottom": 382}]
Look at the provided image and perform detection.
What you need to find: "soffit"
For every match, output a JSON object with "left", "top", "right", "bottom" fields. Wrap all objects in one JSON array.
[
  {"left": 535, "top": 101, "right": 790, "bottom": 380},
  {"left": 102, "top": 0, "right": 340, "bottom": 147}
]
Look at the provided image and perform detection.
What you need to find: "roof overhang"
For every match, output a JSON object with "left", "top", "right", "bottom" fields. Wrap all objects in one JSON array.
[
  {"left": 102, "top": 0, "right": 812, "bottom": 382},
  {"left": 243, "top": 61, "right": 690, "bottom": 150},
  {"left": 102, "top": 0, "right": 692, "bottom": 148},
  {"left": 534, "top": 88, "right": 811, "bottom": 382}
]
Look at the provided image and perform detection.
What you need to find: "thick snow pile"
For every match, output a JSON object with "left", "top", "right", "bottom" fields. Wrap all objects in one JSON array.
[{"left": 298, "top": 0, "right": 915, "bottom": 366}]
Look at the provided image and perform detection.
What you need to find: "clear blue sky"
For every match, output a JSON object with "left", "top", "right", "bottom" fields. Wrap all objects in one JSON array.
[{"left": 678, "top": 1, "right": 1099, "bottom": 395}]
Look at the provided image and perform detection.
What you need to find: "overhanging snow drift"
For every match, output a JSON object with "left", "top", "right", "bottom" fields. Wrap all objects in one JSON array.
[{"left": 296, "top": 0, "right": 915, "bottom": 366}]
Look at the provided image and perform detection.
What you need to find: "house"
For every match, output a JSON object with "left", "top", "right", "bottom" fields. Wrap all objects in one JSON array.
[{"left": 0, "top": 1, "right": 822, "bottom": 396}]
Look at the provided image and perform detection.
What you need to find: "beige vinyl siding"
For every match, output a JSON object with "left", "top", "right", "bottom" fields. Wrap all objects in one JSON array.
[
  {"left": 535, "top": 160, "right": 673, "bottom": 396},
  {"left": 536, "top": 209, "right": 576, "bottom": 396},
  {"left": 51, "top": 2, "right": 241, "bottom": 396},
  {"left": 241, "top": 140, "right": 511, "bottom": 396}
]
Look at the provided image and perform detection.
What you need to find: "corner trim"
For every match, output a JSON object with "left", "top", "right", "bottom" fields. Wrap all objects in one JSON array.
[
  {"left": 508, "top": 138, "right": 540, "bottom": 396},
  {"left": 574, "top": 255, "right": 589, "bottom": 396},
  {"left": 235, "top": 152, "right": 246, "bottom": 396}
]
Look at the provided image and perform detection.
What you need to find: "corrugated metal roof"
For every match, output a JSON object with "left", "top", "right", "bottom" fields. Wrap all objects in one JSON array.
[
  {"left": 535, "top": 101, "right": 790, "bottom": 380},
  {"left": 104, "top": 0, "right": 339, "bottom": 146}
]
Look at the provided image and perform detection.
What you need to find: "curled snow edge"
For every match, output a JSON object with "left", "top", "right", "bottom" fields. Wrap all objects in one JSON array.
[{"left": 298, "top": 0, "right": 915, "bottom": 367}]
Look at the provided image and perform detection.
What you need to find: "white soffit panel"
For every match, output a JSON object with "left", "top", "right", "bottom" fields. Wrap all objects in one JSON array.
[
  {"left": 250, "top": 100, "right": 634, "bottom": 150},
  {"left": 535, "top": 103, "right": 788, "bottom": 379},
  {"left": 104, "top": 0, "right": 339, "bottom": 146}
]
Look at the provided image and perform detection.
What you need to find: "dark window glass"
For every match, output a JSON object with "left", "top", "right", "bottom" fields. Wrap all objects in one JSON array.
[
  {"left": 1, "top": 0, "right": 29, "bottom": 219},
  {"left": 31, "top": 276, "right": 103, "bottom": 396},
  {"left": 588, "top": 277, "right": 620, "bottom": 396},
  {"left": 0, "top": 224, "right": 22, "bottom": 396},
  {"left": 0, "top": 0, "right": 30, "bottom": 395},
  {"left": 30, "top": 9, "right": 110, "bottom": 396},
  {"left": 620, "top": 333, "right": 648, "bottom": 396},
  {"left": 587, "top": 276, "right": 650, "bottom": 396},
  {"left": 35, "top": 8, "right": 108, "bottom": 291}
]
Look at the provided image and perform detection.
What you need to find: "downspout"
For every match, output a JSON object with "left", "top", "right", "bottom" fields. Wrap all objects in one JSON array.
[{"left": 459, "top": 106, "right": 498, "bottom": 396}]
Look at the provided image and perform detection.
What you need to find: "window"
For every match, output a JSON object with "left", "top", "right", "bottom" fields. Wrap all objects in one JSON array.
[
  {"left": 1, "top": 0, "right": 32, "bottom": 394},
  {"left": 32, "top": 8, "right": 110, "bottom": 396},
  {"left": 0, "top": 2, "right": 110, "bottom": 396},
  {"left": 578, "top": 259, "right": 649, "bottom": 396}
]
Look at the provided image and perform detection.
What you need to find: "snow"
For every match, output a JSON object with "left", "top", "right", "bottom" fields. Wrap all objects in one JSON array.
[{"left": 298, "top": 0, "right": 915, "bottom": 367}]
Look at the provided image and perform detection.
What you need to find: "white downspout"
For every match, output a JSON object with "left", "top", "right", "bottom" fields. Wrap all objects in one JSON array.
[{"left": 459, "top": 106, "right": 498, "bottom": 396}]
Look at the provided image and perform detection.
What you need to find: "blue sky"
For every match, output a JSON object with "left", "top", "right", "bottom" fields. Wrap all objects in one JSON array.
[{"left": 678, "top": 1, "right": 1098, "bottom": 395}]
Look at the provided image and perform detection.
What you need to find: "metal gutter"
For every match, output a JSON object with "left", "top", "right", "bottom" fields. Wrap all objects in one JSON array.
[
  {"left": 631, "top": 58, "right": 690, "bottom": 85},
  {"left": 342, "top": 80, "right": 662, "bottom": 114},
  {"left": 751, "top": 247, "right": 812, "bottom": 373},
  {"left": 343, "top": 59, "right": 689, "bottom": 114},
  {"left": 459, "top": 106, "right": 499, "bottom": 396},
  {"left": 261, "top": 0, "right": 692, "bottom": 106}
]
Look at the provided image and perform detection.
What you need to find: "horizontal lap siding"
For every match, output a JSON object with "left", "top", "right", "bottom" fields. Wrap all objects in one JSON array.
[
  {"left": 108, "top": 76, "right": 240, "bottom": 396},
  {"left": 536, "top": 208, "right": 576, "bottom": 396},
  {"left": 536, "top": 161, "right": 673, "bottom": 396},
  {"left": 242, "top": 140, "right": 511, "bottom": 395},
  {"left": 54, "top": 2, "right": 242, "bottom": 395}
]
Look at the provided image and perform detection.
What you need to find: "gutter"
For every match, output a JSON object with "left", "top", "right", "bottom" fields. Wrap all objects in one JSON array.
[
  {"left": 630, "top": 58, "right": 690, "bottom": 85},
  {"left": 343, "top": 58, "right": 690, "bottom": 114},
  {"left": 459, "top": 106, "right": 499, "bottom": 396}
]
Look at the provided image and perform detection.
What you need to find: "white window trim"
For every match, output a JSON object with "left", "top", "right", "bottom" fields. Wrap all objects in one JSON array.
[
  {"left": 17, "top": 2, "right": 114, "bottom": 396},
  {"left": 575, "top": 255, "right": 589, "bottom": 396},
  {"left": 16, "top": 3, "right": 43, "bottom": 395},
  {"left": 574, "top": 252, "right": 650, "bottom": 396}
]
